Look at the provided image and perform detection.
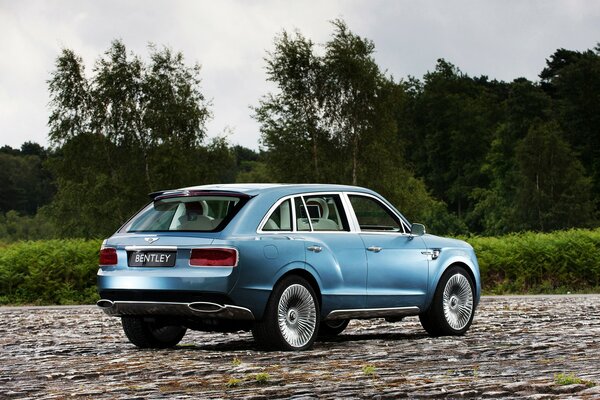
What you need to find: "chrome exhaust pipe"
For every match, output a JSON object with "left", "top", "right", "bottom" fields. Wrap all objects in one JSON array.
[
  {"left": 96, "top": 299, "right": 115, "bottom": 308},
  {"left": 188, "top": 302, "right": 225, "bottom": 313}
]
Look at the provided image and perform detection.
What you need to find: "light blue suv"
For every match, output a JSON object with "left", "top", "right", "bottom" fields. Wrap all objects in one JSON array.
[{"left": 97, "top": 184, "right": 480, "bottom": 351}]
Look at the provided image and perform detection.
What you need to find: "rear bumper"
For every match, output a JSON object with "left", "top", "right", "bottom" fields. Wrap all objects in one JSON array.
[{"left": 97, "top": 299, "right": 254, "bottom": 320}]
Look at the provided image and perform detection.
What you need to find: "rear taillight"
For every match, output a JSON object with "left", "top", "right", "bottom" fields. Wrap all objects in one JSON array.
[
  {"left": 99, "top": 247, "right": 118, "bottom": 265},
  {"left": 190, "top": 248, "right": 238, "bottom": 267}
]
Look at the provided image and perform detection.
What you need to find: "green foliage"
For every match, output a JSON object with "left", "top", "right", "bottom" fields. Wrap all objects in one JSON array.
[
  {"left": 469, "top": 229, "right": 600, "bottom": 293},
  {"left": 541, "top": 47, "right": 600, "bottom": 198},
  {"left": 226, "top": 378, "right": 241, "bottom": 387},
  {"left": 514, "top": 121, "right": 594, "bottom": 231},
  {"left": 0, "top": 239, "right": 102, "bottom": 305},
  {"left": 2, "top": 30, "right": 600, "bottom": 242},
  {"left": 46, "top": 40, "right": 233, "bottom": 239},
  {"left": 0, "top": 209, "right": 57, "bottom": 242},
  {"left": 2, "top": 229, "right": 600, "bottom": 305},
  {"left": 255, "top": 19, "right": 445, "bottom": 229},
  {"left": 0, "top": 144, "right": 54, "bottom": 215},
  {"left": 554, "top": 373, "right": 595, "bottom": 387},
  {"left": 254, "top": 372, "right": 270, "bottom": 384},
  {"left": 406, "top": 60, "right": 506, "bottom": 224},
  {"left": 362, "top": 365, "right": 377, "bottom": 376}
]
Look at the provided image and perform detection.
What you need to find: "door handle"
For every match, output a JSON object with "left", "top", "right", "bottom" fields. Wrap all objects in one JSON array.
[
  {"left": 367, "top": 246, "right": 382, "bottom": 252},
  {"left": 307, "top": 245, "right": 322, "bottom": 253}
]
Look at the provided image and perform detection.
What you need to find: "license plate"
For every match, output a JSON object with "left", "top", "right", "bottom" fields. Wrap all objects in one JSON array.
[{"left": 128, "top": 251, "right": 176, "bottom": 267}]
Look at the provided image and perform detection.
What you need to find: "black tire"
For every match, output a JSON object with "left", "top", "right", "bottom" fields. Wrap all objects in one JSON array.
[
  {"left": 419, "top": 266, "right": 475, "bottom": 337},
  {"left": 252, "top": 275, "right": 320, "bottom": 351},
  {"left": 121, "top": 316, "right": 187, "bottom": 349},
  {"left": 318, "top": 319, "right": 349, "bottom": 337}
]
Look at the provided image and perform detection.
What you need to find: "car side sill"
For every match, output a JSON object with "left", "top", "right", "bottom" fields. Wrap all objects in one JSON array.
[
  {"left": 325, "top": 306, "right": 420, "bottom": 320},
  {"left": 97, "top": 300, "right": 255, "bottom": 320}
]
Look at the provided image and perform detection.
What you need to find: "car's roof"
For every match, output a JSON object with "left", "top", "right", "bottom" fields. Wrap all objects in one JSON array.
[{"left": 180, "top": 183, "right": 374, "bottom": 197}]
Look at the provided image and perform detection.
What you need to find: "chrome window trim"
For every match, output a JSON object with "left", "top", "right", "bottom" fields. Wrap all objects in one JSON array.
[
  {"left": 291, "top": 196, "right": 298, "bottom": 232},
  {"left": 257, "top": 196, "right": 295, "bottom": 234},
  {"left": 257, "top": 192, "right": 355, "bottom": 234},
  {"left": 343, "top": 192, "right": 411, "bottom": 234},
  {"left": 299, "top": 196, "right": 314, "bottom": 231},
  {"left": 340, "top": 192, "right": 361, "bottom": 232},
  {"left": 257, "top": 190, "right": 411, "bottom": 235}
]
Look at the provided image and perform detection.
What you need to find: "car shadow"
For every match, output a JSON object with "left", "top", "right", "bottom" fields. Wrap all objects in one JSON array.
[
  {"left": 174, "top": 331, "right": 428, "bottom": 352},
  {"left": 317, "top": 331, "right": 429, "bottom": 343}
]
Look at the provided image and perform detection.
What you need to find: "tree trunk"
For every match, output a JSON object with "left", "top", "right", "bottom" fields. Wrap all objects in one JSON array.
[
  {"left": 312, "top": 132, "right": 319, "bottom": 181},
  {"left": 352, "top": 134, "right": 358, "bottom": 186}
]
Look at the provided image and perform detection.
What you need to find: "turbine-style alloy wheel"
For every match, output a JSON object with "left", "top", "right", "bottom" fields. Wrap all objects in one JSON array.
[
  {"left": 419, "top": 266, "right": 476, "bottom": 336},
  {"left": 252, "top": 276, "right": 320, "bottom": 350},
  {"left": 442, "top": 274, "right": 474, "bottom": 330},
  {"left": 277, "top": 284, "right": 318, "bottom": 348}
]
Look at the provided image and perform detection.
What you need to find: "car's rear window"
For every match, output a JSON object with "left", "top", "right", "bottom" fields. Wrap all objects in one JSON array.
[{"left": 122, "top": 195, "right": 246, "bottom": 232}]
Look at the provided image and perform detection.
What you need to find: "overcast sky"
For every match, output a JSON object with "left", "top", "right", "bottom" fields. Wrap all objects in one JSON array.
[{"left": 1, "top": 0, "right": 599, "bottom": 150}]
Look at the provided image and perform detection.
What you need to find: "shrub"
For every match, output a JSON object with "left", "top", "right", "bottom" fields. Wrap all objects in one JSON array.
[
  {"left": 1, "top": 229, "right": 600, "bottom": 305},
  {"left": 468, "top": 229, "right": 600, "bottom": 294},
  {"left": 0, "top": 239, "right": 102, "bottom": 305}
]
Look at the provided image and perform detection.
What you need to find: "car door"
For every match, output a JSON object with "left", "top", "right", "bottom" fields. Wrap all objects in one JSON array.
[
  {"left": 297, "top": 194, "right": 368, "bottom": 313},
  {"left": 347, "top": 194, "right": 429, "bottom": 309}
]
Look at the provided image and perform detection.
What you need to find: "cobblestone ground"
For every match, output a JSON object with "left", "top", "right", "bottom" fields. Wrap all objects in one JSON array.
[{"left": 1, "top": 295, "right": 599, "bottom": 399}]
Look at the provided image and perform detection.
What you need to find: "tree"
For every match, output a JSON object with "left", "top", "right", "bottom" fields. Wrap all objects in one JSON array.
[
  {"left": 321, "top": 19, "right": 381, "bottom": 185},
  {"left": 47, "top": 40, "right": 226, "bottom": 238},
  {"left": 407, "top": 60, "right": 506, "bottom": 227},
  {"left": 254, "top": 30, "right": 330, "bottom": 182},
  {"left": 540, "top": 46, "right": 600, "bottom": 201},
  {"left": 0, "top": 144, "right": 54, "bottom": 216},
  {"left": 472, "top": 79, "right": 552, "bottom": 235},
  {"left": 514, "top": 121, "right": 594, "bottom": 231},
  {"left": 255, "top": 20, "right": 452, "bottom": 232}
]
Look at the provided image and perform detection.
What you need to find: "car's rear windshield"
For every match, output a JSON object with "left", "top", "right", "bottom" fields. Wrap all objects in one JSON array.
[{"left": 122, "top": 195, "right": 246, "bottom": 232}]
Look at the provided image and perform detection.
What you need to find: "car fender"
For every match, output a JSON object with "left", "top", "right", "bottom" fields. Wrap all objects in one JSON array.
[
  {"left": 229, "top": 259, "right": 316, "bottom": 320},
  {"left": 424, "top": 248, "right": 481, "bottom": 310}
]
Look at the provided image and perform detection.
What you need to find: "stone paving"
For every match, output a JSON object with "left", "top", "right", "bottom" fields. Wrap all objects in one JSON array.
[{"left": 1, "top": 295, "right": 599, "bottom": 399}]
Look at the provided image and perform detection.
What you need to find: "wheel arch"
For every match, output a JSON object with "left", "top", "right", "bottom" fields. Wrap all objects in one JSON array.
[
  {"left": 275, "top": 269, "right": 323, "bottom": 308},
  {"left": 426, "top": 260, "right": 480, "bottom": 311}
]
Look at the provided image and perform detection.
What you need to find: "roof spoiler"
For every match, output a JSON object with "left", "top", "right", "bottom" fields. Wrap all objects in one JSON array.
[{"left": 149, "top": 189, "right": 252, "bottom": 201}]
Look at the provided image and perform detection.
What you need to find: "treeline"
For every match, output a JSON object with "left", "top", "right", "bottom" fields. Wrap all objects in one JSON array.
[{"left": 1, "top": 20, "right": 599, "bottom": 240}]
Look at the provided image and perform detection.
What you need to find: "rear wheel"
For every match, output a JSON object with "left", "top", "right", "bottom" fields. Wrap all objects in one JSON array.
[
  {"left": 318, "top": 319, "right": 349, "bottom": 337},
  {"left": 252, "top": 275, "right": 319, "bottom": 351},
  {"left": 419, "top": 266, "right": 475, "bottom": 336},
  {"left": 121, "top": 316, "right": 187, "bottom": 349}
]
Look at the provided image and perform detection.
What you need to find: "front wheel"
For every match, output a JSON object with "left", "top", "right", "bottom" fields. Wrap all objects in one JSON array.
[
  {"left": 420, "top": 266, "right": 475, "bottom": 336},
  {"left": 121, "top": 316, "right": 187, "bottom": 349},
  {"left": 252, "top": 276, "right": 320, "bottom": 351}
]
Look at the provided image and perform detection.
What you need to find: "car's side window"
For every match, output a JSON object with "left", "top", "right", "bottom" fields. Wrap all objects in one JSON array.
[
  {"left": 263, "top": 199, "right": 293, "bottom": 231},
  {"left": 348, "top": 195, "right": 404, "bottom": 233},
  {"left": 302, "top": 194, "right": 349, "bottom": 231}
]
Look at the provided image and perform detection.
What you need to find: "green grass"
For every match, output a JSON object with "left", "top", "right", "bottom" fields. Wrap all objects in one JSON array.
[
  {"left": 362, "top": 365, "right": 377, "bottom": 376},
  {"left": 226, "top": 378, "right": 241, "bottom": 387},
  {"left": 554, "top": 373, "right": 595, "bottom": 387},
  {"left": 254, "top": 372, "right": 270, "bottom": 384}
]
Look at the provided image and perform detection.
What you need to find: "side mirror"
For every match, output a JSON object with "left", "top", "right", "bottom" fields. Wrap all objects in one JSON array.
[{"left": 410, "top": 223, "right": 426, "bottom": 236}]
